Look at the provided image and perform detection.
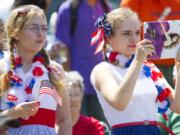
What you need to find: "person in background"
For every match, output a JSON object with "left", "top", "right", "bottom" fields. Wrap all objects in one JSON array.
[
  {"left": 66, "top": 71, "right": 105, "bottom": 135},
  {"left": 109, "top": 0, "right": 121, "bottom": 9},
  {"left": 55, "top": 0, "right": 111, "bottom": 123},
  {"left": 12, "top": 0, "right": 52, "bottom": 14},
  {"left": 0, "top": 19, "right": 7, "bottom": 60},
  {"left": 0, "top": 0, "right": 14, "bottom": 22},
  {"left": 120, "top": 1, "right": 180, "bottom": 134},
  {"left": 90, "top": 7, "right": 180, "bottom": 135},
  {"left": 0, "top": 5, "right": 71, "bottom": 135}
]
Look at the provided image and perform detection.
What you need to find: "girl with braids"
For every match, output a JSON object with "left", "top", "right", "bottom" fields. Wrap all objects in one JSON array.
[
  {"left": 0, "top": 5, "right": 72, "bottom": 135},
  {"left": 90, "top": 8, "right": 180, "bottom": 135}
]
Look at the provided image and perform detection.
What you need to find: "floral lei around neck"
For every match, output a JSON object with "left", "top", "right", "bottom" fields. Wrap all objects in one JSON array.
[
  {"left": 107, "top": 51, "right": 172, "bottom": 120},
  {"left": 6, "top": 52, "right": 47, "bottom": 108}
]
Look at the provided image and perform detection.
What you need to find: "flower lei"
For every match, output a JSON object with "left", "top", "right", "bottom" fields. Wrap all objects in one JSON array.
[
  {"left": 108, "top": 51, "right": 171, "bottom": 120},
  {"left": 6, "top": 53, "right": 45, "bottom": 108}
]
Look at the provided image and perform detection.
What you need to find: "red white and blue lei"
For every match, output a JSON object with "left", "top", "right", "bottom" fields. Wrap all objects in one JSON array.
[
  {"left": 5, "top": 53, "right": 46, "bottom": 109},
  {"left": 107, "top": 51, "right": 172, "bottom": 120}
]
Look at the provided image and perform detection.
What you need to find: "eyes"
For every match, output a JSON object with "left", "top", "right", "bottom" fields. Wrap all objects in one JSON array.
[
  {"left": 25, "top": 24, "right": 48, "bottom": 34},
  {"left": 122, "top": 30, "right": 141, "bottom": 36}
]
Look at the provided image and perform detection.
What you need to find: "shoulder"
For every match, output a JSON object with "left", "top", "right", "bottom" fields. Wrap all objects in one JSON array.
[
  {"left": 92, "top": 62, "right": 110, "bottom": 73},
  {"left": 57, "top": 0, "right": 72, "bottom": 13},
  {"left": 91, "top": 62, "right": 116, "bottom": 80}
]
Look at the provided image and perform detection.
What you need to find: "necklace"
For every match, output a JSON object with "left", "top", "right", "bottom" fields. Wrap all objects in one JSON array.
[
  {"left": 107, "top": 51, "right": 172, "bottom": 120},
  {"left": 6, "top": 53, "right": 46, "bottom": 108}
]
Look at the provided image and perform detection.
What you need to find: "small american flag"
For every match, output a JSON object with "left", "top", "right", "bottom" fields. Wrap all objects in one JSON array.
[{"left": 39, "top": 80, "right": 62, "bottom": 106}]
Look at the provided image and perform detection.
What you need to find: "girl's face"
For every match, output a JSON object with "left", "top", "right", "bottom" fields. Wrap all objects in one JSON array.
[
  {"left": 108, "top": 17, "right": 141, "bottom": 57},
  {"left": 16, "top": 14, "right": 47, "bottom": 54}
]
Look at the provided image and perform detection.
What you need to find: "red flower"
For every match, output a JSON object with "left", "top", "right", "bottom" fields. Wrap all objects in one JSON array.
[
  {"left": 33, "top": 66, "right": 44, "bottom": 77},
  {"left": 25, "top": 86, "right": 32, "bottom": 94},
  {"left": 157, "top": 87, "right": 171, "bottom": 102},
  {"left": 14, "top": 56, "right": 22, "bottom": 66},
  {"left": 7, "top": 94, "right": 18, "bottom": 101},
  {"left": 151, "top": 70, "right": 163, "bottom": 81},
  {"left": 108, "top": 52, "right": 118, "bottom": 63},
  {"left": 33, "top": 56, "right": 45, "bottom": 64}
]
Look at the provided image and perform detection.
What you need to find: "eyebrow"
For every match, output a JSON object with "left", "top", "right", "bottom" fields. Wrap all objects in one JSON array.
[
  {"left": 121, "top": 29, "right": 141, "bottom": 33},
  {"left": 121, "top": 30, "right": 132, "bottom": 33},
  {"left": 30, "top": 24, "right": 47, "bottom": 26}
]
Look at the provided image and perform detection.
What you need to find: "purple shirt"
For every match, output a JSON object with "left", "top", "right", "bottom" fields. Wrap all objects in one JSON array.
[{"left": 55, "top": 0, "right": 108, "bottom": 95}]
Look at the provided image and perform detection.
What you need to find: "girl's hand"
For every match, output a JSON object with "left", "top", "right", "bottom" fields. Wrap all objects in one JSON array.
[
  {"left": 135, "top": 39, "right": 155, "bottom": 63},
  {"left": 49, "top": 61, "right": 66, "bottom": 87},
  {"left": 6, "top": 101, "right": 40, "bottom": 119}
]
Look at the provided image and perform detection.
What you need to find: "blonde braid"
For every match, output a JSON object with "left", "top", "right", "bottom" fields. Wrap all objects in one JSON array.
[
  {"left": 40, "top": 49, "right": 64, "bottom": 95},
  {"left": 0, "top": 39, "right": 15, "bottom": 95},
  {"left": 9, "top": 39, "right": 15, "bottom": 70}
]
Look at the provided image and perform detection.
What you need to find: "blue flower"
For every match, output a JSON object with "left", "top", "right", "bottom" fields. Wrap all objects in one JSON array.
[
  {"left": 0, "top": 51, "right": 4, "bottom": 59},
  {"left": 143, "top": 65, "right": 151, "bottom": 77}
]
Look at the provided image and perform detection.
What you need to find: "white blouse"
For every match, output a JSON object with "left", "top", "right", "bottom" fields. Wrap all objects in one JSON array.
[{"left": 90, "top": 62, "right": 158, "bottom": 127}]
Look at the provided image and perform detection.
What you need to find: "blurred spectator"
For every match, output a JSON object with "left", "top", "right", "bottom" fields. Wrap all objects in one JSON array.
[
  {"left": 109, "top": 0, "right": 121, "bottom": 9},
  {"left": 66, "top": 71, "right": 106, "bottom": 135},
  {"left": 0, "top": 20, "right": 7, "bottom": 51},
  {"left": 12, "top": 0, "right": 52, "bottom": 14},
  {"left": 46, "top": 0, "right": 65, "bottom": 24},
  {"left": 120, "top": 0, "right": 180, "bottom": 22},
  {"left": 0, "top": 0, "right": 14, "bottom": 22},
  {"left": 120, "top": 0, "right": 180, "bottom": 134},
  {"left": 55, "top": 0, "right": 111, "bottom": 123}
]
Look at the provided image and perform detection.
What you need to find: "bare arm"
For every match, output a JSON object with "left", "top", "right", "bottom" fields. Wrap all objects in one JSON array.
[
  {"left": 56, "top": 86, "right": 72, "bottom": 135},
  {"left": 48, "top": 62, "right": 72, "bottom": 135},
  {"left": 94, "top": 39, "right": 155, "bottom": 110},
  {"left": 169, "top": 49, "right": 180, "bottom": 113}
]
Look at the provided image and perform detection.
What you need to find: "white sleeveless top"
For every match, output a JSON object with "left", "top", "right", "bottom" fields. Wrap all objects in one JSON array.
[{"left": 90, "top": 62, "right": 158, "bottom": 127}]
